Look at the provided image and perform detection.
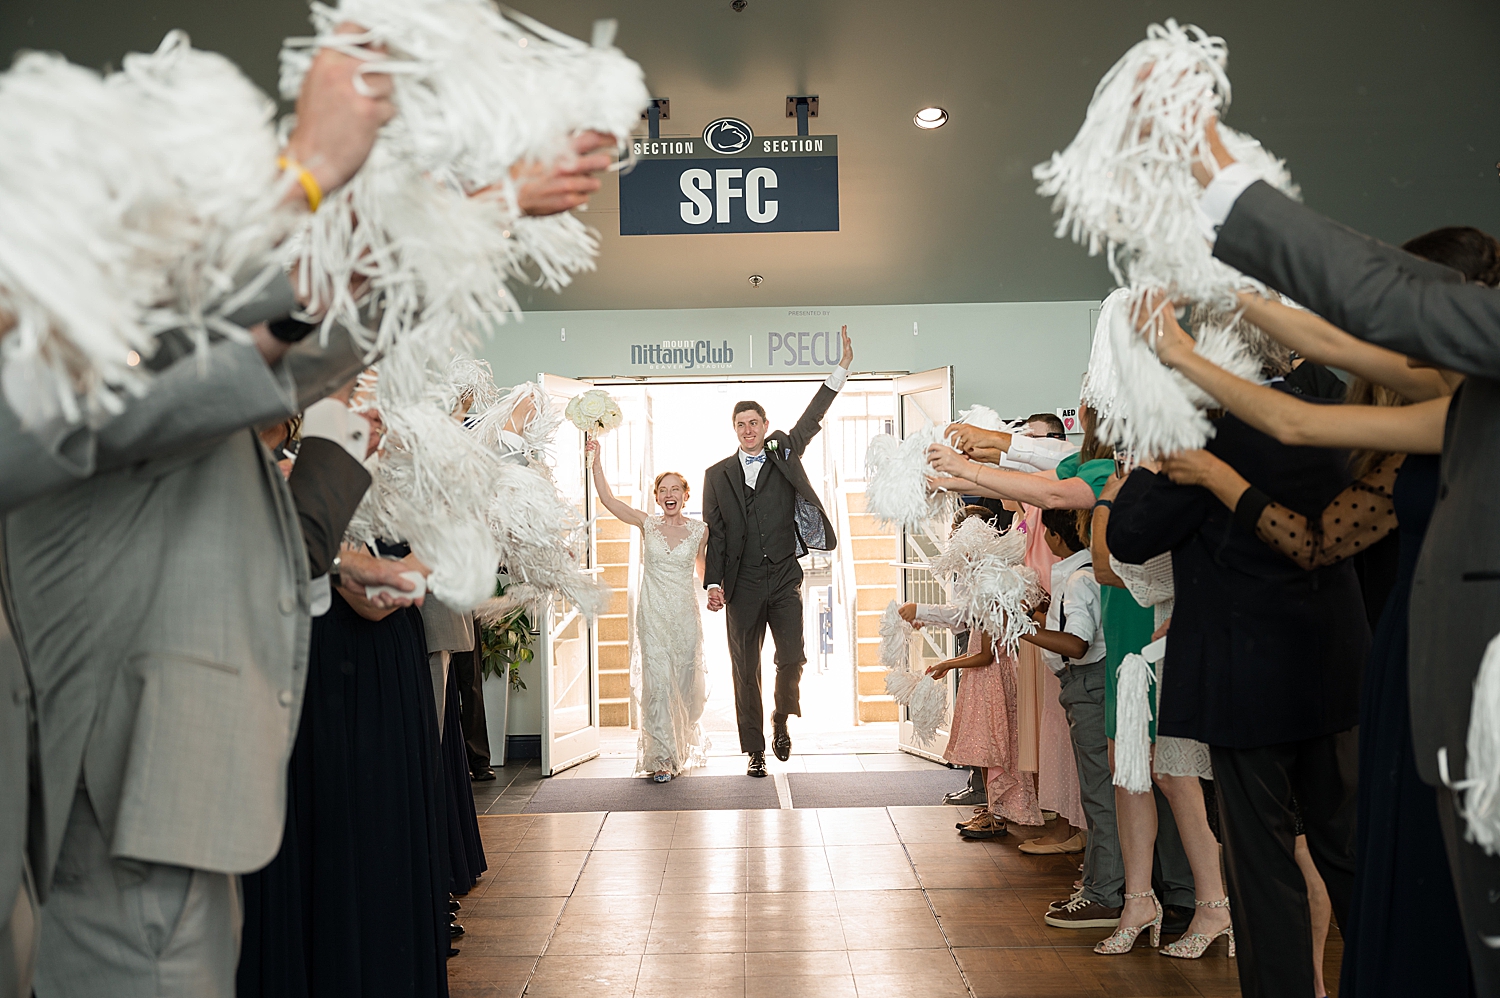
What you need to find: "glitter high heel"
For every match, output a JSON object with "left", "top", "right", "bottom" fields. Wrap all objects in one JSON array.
[
  {"left": 1093, "top": 889, "right": 1161, "bottom": 954},
  {"left": 1159, "top": 896, "right": 1234, "bottom": 959}
]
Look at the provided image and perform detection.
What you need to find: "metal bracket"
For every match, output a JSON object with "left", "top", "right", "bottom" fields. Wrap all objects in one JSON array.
[
  {"left": 785, "top": 95, "right": 819, "bottom": 136},
  {"left": 641, "top": 98, "right": 670, "bottom": 139}
]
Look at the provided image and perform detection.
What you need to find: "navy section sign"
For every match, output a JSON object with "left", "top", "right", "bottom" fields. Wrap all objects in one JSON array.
[{"left": 619, "top": 134, "right": 839, "bottom": 235}]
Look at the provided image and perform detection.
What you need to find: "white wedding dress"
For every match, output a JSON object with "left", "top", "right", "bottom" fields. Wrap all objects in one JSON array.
[{"left": 632, "top": 516, "right": 710, "bottom": 776}]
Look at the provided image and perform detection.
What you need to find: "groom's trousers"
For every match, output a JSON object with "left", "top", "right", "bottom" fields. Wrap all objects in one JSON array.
[{"left": 726, "top": 555, "right": 805, "bottom": 753}]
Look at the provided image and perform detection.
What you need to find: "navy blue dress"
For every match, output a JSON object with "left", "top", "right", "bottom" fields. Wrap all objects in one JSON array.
[
  {"left": 1340, "top": 455, "right": 1473, "bottom": 995},
  {"left": 238, "top": 590, "right": 450, "bottom": 998}
]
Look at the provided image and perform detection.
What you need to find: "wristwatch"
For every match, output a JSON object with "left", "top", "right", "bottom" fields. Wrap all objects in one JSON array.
[{"left": 329, "top": 554, "right": 342, "bottom": 588}]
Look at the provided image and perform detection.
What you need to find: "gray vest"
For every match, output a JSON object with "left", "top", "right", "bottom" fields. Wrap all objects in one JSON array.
[{"left": 742, "top": 460, "right": 799, "bottom": 564}]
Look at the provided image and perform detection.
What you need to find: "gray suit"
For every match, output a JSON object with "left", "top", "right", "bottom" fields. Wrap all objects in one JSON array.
[
  {"left": 0, "top": 277, "right": 366, "bottom": 997},
  {"left": 420, "top": 599, "right": 477, "bottom": 735},
  {"left": 1215, "top": 180, "right": 1500, "bottom": 988}
]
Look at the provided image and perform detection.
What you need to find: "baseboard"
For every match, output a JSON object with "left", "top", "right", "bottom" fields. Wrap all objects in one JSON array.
[{"left": 506, "top": 734, "right": 542, "bottom": 760}]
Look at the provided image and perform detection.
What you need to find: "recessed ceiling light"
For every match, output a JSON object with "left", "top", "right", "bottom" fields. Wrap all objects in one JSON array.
[{"left": 913, "top": 106, "right": 949, "bottom": 129}]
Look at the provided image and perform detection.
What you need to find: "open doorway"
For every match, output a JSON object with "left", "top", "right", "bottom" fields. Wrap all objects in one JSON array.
[{"left": 583, "top": 375, "right": 903, "bottom": 765}]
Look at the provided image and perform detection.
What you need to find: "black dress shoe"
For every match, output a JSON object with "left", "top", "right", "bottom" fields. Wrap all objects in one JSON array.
[
  {"left": 470, "top": 767, "right": 496, "bottom": 782},
  {"left": 450, "top": 922, "right": 465, "bottom": 939},
  {"left": 1163, "top": 904, "right": 1193, "bottom": 937},
  {"left": 772, "top": 723, "right": 792, "bottom": 762},
  {"left": 449, "top": 898, "right": 462, "bottom": 913},
  {"left": 447, "top": 946, "right": 460, "bottom": 958},
  {"left": 747, "top": 751, "right": 768, "bottom": 777}
]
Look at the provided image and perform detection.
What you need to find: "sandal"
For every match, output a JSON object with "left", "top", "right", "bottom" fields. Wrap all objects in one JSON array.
[
  {"left": 1160, "top": 896, "right": 1234, "bottom": 959},
  {"left": 1094, "top": 890, "right": 1161, "bottom": 955}
]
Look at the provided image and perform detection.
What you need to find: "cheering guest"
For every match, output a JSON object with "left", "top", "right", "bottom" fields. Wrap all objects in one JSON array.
[{"left": 1108, "top": 313, "right": 1368, "bottom": 998}]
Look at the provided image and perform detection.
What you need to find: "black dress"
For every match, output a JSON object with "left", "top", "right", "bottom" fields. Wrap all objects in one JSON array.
[
  {"left": 1339, "top": 454, "right": 1473, "bottom": 996},
  {"left": 441, "top": 664, "right": 487, "bottom": 895},
  {"left": 238, "top": 590, "right": 450, "bottom": 998}
]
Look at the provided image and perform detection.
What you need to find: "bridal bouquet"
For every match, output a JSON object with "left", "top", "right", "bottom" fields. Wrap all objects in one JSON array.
[{"left": 565, "top": 388, "right": 623, "bottom": 435}]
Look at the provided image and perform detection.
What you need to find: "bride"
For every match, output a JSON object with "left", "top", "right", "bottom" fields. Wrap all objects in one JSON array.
[{"left": 587, "top": 441, "right": 710, "bottom": 782}]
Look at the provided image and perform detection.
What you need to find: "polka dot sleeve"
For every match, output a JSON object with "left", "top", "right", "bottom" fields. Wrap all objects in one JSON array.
[{"left": 1236, "top": 453, "right": 1404, "bottom": 570}]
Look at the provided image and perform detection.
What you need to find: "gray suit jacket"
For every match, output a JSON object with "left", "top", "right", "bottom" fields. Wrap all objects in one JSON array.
[
  {"left": 421, "top": 599, "right": 476, "bottom": 655},
  {"left": 1215, "top": 180, "right": 1500, "bottom": 784},
  {"left": 0, "top": 287, "right": 367, "bottom": 893}
]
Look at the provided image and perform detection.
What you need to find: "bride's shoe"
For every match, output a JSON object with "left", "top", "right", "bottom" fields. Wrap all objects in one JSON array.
[
  {"left": 1093, "top": 890, "right": 1161, "bottom": 955},
  {"left": 653, "top": 771, "right": 672, "bottom": 783},
  {"left": 1159, "top": 896, "right": 1234, "bottom": 959}
]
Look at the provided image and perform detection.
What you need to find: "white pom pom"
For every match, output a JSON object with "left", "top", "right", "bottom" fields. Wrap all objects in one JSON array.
[
  {"left": 906, "top": 679, "right": 949, "bottom": 747},
  {"left": 956, "top": 404, "right": 1004, "bottom": 430},
  {"left": 879, "top": 600, "right": 913, "bottom": 671},
  {"left": 864, "top": 426, "right": 954, "bottom": 532},
  {"left": 1112, "top": 653, "right": 1155, "bottom": 794},
  {"left": 1442, "top": 632, "right": 1500, "bottom": 856}
]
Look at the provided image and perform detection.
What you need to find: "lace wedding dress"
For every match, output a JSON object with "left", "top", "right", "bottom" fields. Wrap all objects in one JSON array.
[{"left": 632, "top": 516, "right": 710, "bottom": 776}]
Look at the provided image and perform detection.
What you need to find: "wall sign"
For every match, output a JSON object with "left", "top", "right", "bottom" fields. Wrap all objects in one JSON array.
[
  {"left": 1055, "top": 406, "right": 1080, "bottom": 433},
  {"left": 620, "top": 132, "right": 839, "bottom": 235}
]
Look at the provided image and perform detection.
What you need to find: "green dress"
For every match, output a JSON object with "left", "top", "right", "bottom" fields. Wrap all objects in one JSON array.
[{"left": 1054, "top": 453, "right": 1157, "bottom": 740}]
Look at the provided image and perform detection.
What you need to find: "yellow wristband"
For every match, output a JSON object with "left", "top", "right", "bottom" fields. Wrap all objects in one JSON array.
[{"left": 277, "top": 155, "right": 323, "bottom": 212}]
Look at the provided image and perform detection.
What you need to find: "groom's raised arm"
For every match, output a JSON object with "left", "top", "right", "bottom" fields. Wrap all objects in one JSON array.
[
  {"left": 788, "top": 326, "right": 854, "bottom": 454},
  {"left": 702, "top": 469, "right": 727, "bottom": 592}
]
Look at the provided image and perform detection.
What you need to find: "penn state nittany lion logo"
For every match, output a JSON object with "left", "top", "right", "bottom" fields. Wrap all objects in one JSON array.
[{"left": 702, "top": 117, "right": 754, "bottom": 155}]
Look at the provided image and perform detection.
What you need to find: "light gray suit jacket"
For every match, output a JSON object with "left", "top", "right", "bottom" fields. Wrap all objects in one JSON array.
[
  {"left": 0, "top": 281, "right": 366, "bottom": 894},
  {"left": 1215, "top": 181, "right": 1500, "bottom": 785}
]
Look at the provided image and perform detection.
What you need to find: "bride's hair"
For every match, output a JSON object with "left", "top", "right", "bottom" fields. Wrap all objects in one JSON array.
[{"left": 653, "top": 471, "right": 690, "bottom": 502}]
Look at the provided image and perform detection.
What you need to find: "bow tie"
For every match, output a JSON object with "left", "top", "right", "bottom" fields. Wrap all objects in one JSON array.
[{"left": 744, "top": 454, "right": 766, "bottom": 465}]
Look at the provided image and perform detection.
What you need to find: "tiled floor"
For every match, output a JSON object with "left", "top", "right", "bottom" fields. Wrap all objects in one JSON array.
[{"left": 447, "top": 805, "right": 1331, "bottom": 998}]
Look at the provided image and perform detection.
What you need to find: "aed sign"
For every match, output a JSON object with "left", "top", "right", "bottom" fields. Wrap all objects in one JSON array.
[{"left": 619, "top": 133, "right": 839, "bottom": 235}]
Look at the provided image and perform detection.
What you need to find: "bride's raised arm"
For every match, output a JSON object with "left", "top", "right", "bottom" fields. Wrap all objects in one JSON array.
[{"left": 587, "top": 439, "right": 648, "bottom": 529}]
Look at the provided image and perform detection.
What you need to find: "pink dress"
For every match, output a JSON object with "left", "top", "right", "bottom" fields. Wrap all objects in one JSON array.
[
  {"left": 1019, "top": 505, "right": 1085, "bottom": 829},
  {"left": 943, "top": 642, "right": 1042, "bottom": 826}
]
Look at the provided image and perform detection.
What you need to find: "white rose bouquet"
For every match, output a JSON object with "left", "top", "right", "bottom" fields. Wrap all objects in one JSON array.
[{"left": 565, "top": 389, "right": 623, "bottom": 436}]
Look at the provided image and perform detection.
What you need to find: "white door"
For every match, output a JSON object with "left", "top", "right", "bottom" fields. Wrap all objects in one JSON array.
[
  {"left": 538, "top": 374, "right": 601, "bottom": 775},
  {"left": 892, "top": 368, "right": 957, "bottom": 762}
]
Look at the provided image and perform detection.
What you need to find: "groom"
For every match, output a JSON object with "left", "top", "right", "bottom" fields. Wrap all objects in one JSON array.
[{"left": 704, "top": 327, "right": 853, "bottom": 777}]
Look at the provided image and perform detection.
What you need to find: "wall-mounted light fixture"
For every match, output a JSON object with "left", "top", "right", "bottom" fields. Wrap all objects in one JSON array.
[{"left": 913, "top": 106, "right": 949, "bottom": 130}]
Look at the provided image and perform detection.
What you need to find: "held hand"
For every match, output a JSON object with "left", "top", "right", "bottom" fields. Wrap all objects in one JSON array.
[
  {"left": 1151, "top": 617, "right": 1172, "bottom": 641},
  {"left": 925, "top": 443, "right": 973, "bottom": 480},
  {"left": 283, "top": 24, "right": 396, "bottom": 200},
  {"left": 946, "top": 423, "right": 1008, "bottom": 458},
  {"left": 926, "top": 662, "right": 954, "bottom": 681},
  {"left": 584, "top": 438, "right": 600, "bottom": 458},
  {"left": 512, "top": 131, "right": 616, "bottom": 216},
  {"left": 839, "top": 325, "right": 854, "bottom": 369},
  {"left": 339, "top": 547, "right": 428, "bottom": 608},
  {"left": 1135, "top": 290, "right": 1195, "bottom": 367},
  {"left": 1027, "top": 591, "right": 1051, "bottom": 618},
  {"left": 1158, "top": 449, "right": 1227, "bottom": 488},
  {"left": 705, "top": 587, "right": 725, "bottom": 611},
  {"left": 1099, "top": 472, "right": 1126, "bottom": 502},
  {"left": 1189, "top": 115, "right": 1237, "bottom": 188},
  {"left": 897, "top": 602, "right": 918, "bottom": 625}
]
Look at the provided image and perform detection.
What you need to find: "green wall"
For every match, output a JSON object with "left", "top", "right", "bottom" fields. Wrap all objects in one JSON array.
[{"left": 477, "top": 299, "right": 1098, "bottom": 418}]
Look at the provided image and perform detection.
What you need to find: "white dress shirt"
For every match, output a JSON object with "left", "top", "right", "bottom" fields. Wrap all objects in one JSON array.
[
  {"left": 1044, "top": 547, "right": 1105, "bottom": 673},
  {"left": 736, "top": 366, "right": 849, "bottom": 488},
  {"left": 711, "top": 365, "right": 849, "bottom": 591},
  {"left": 1196, "top": 161, "right": 1262, "bottom": 245},
  {"left": 998, "top": 434, "right": 1079, "bottom": 473}
]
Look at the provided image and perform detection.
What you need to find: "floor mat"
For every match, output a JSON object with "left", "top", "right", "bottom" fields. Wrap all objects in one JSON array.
[
  {"left": 786, "top": 769, "right": 968, "bottom": 809},
  {"left": 523, "top": 775, "right": 781, "bottom": 813}
]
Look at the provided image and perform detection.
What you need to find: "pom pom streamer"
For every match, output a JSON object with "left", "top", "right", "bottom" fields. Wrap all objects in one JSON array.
[
  {"left": 0, "top": 34, "right": 287, "bottom": 427},
  {"left": 930, "top": 518, "right": 1037, "bottom": 653},
  {"left": 279, "top": 0, "right": 650, "bottom": 378},
  {"left": 1032, "top": 19, "right": 1298, "bottom": 308},
  {"left": 877, "top": 600, "right": 947, "bottom": 747},
  {"left": 1036, "top": 19, "right": 1302, "bottom": 457},
  {"left": 864, "top": 425, "right": 955, "bottom": 533},
  {"left": 1440, "top": 632, "right": 1500, "bottom": 856},
  {"left": 1113, "top": 653, "right": 1156, "bottom": 793}
]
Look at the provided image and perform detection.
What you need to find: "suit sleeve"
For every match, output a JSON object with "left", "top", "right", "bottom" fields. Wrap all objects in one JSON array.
[
  {"left": 702, "top": 468, "right": 726, "bottom": 590},
  {"left": 1106, "top": 469, "right": 1208, "bottom": 564},
  {"left": 287, "top": 437, "right": 373, "bottom": 578},
  {"left": 1215, "top": 181, "right": 1500, "bottom": 378},
  {"left": 788, "top": 384, "right": 838, "bottom": 455},
  {"left": 0, "top": 402, "right": 95, "bottom": 512}
]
